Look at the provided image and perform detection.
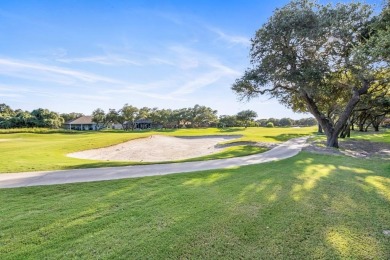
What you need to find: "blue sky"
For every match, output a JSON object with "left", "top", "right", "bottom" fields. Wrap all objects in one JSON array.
[{"left": 0, "top": 0, "right": 382, "bottom": 119}]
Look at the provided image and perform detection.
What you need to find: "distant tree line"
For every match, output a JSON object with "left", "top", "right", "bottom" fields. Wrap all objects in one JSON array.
[
  {"left": 0, "top": 104, "right": 64, "bottom": 129},
  {"left": 218, "top": 115, "right": 317, "bottom": 128},
  {"left": 91, "top": 104, "right": 219, "bottom": 130},
  {"left": 2, "top": 102, "right": 388, "bottom": 131},
  {"left": 2, "top": 102, "right": 389, "bottom": 132}
]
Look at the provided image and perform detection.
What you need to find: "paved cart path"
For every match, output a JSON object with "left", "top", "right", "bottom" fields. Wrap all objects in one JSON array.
[{"left": 0, "top": 137, "right": 308, "bottom": 188}]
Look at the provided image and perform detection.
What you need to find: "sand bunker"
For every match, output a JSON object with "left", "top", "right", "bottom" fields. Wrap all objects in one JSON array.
[{"left": 67, "top": 135, "right": 241, "bottom": 162}]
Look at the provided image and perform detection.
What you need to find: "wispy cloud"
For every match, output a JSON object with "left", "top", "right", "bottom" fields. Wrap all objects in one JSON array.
[
  {"left": 0, "top": 83, "right": 64, "bottom": 98},
  {"left": 101, "top": 83, "right": 184, "bottom": 101},
  {"left": 61, "top": 93, "right": 112, "bottom": 101},
  {"left": 148, "top": 57, "right": 176, "bottom": 66},
  {"left": 170, "top": 65, "right": 240, "bottom": 96},
  {"left": 0, "top": 93, "right": 22, "bottom": 98},
  {"left": 208, "top": 27, "right": 250, "bottom": 47},
  {"left": 57, "top": 55, "right": 141, "bottom": 66},
  {"left": 0, "top": 58, "right": 124, "bottom": 85},
  {"left": 165, "top": 45, "right": 241, "bottom": 96}
]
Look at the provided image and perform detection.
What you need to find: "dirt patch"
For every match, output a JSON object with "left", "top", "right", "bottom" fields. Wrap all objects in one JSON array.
[
  {"left": 68, "top": 135, "right": 244, "bottom": 162},
  {"left": 303, "top": 139, "right": 390, "bottom": 159}
]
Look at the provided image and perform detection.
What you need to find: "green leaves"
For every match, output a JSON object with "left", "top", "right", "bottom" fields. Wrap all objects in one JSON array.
[{"left": 232, "top": 0, "right": 389, "bottom": 147}]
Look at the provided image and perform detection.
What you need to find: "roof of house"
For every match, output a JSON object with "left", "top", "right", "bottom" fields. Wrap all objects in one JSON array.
[
  {"left": 65, "top": 116, "right": 95, "bottom": 125},
  {"left": 135, "top": 119, "right": 152, "bottom": 123},
  {"left": 123, "top": 119, "right": 152, "bottom": 124}
]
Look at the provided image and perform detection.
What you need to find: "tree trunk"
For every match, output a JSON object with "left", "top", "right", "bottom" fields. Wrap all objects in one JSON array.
[
  {"left": 372, "top": 118, "right": 380, "bottom": 131},
  {"left": 371, "top": 114, "right": 385, "bottom": 132},
  {"left": 364, "top": 122, "right": 371, "bottom": 132},
  {"left": 340, "top": 124, "right": 347, "bottom": 138},
  {"left": 300, "top": 80, "right": 369, "bottom": 148},
  {"left": 359, "top": 123, "right": 364, "bottom": 131},
  {"left": 350, "top": 115, "right": 355, "bottom": 130},
  {"left": 340, "top": 121, "right": 351, "bottom": 138},
  {"left": 318, "top": 123, "right": 323, "bottom": 133},
  {"left": 326, "top": 132, "right": 339, "bottom": 148}
]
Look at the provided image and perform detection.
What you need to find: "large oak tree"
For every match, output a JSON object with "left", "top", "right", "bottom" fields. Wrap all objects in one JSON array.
[{"left": 232, "top": 0, "right": 388, "bottom": 147}]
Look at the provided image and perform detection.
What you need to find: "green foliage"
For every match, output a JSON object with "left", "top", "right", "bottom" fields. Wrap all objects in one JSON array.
[
  {"left": 219, "top": 115, "right": 239, "bottom": 127},
  {"left": 232, "top": 0, "right": 388, "bottom": 148},
  {"left": 60, "top": 112, "right": 84, "bottom": 123},
  {"left": 266, "top": 122, "right": 274, "bottom": 128},
  {"left": 365, "top": 0, "right": 390, "bottom": 61},
  {"left": 91, "top": 108, "right": 107, "bottom": 130},
  {"left": 236, "top": 110, "right": 258, "bottom": 128},
  {"left": 0, "top": 153, "right": 388, "bottom": 259},
  {"left": 279, "top": 117, "right": 292, "bottom": 127},
  {"left": 0, "top": 105, "right": 64, "bottom": 129}
]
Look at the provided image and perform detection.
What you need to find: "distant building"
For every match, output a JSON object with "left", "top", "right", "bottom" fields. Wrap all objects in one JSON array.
[
  {"left": 63, "top": 116, "right": 98, "bottom": 130},
  {"left": 63, "top": 116, "right": 153, "bottom": 130},
  {"left": 134, "top": 119, "right": 152, "bottom": 129}
]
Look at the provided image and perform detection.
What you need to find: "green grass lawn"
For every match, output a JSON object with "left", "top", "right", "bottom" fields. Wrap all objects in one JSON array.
[
  {"left": 0, "top": 152, "right": 389, "bottom": 259},
  {"left": 349, "top": 129, "right": 390, "bottom": 143},
  {"left": 0, "top": 127, "right": 315, "bottom": 173},
  {"left": 310, "top": 129, "right": 390, "bottom": 146}
]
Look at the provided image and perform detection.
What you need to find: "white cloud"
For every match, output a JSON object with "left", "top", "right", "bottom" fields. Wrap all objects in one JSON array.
[
  {"left": 0, "top": 58, "right": 124, "bottom": 85},
  {"left": 208, "top": 27, "right": 250, "bottom": 47},
  {"left": 57, "top": 55, "right": 141, "bottom": 66},
  {"left": 0, "top": 93, "right": 22, "bottom": 98},
  {"left": 148, "top": 57, "right": 176, "bottom": 66},
  {"left": 162, "top": 46, "right": 241, "bottom": 96}
]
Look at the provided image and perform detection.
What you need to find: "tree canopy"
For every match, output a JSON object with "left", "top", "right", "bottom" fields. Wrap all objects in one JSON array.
[{"left": 232, "top": 0, "right": 389, "bottom": 147}]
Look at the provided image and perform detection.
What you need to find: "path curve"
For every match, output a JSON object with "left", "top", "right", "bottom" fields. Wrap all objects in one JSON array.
[{"left": 0, "top": 137, "right": 308, "bottom": 188}]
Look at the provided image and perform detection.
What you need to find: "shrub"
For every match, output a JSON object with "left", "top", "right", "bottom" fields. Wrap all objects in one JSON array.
[{"left": 266, "top": 122, "right": 274, "bottom": 128}]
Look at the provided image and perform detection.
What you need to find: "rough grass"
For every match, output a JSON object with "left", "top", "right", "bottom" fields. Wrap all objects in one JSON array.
[
  {"left": 0, "top": 152, "right": 389, "bottom": 259},
  {"left": 0, "top": 127, "right": 315, "bottom": 173}
]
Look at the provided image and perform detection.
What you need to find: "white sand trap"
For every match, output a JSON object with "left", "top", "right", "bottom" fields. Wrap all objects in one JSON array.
[{"left": 67, "top": 135, "right": 241, "bottom": 162}]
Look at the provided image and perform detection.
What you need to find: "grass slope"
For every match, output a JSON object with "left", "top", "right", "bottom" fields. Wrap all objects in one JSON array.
[
  {"left": 0, "top": 152, "right": 389, "bottom": 259},
  {"left": 0, "top": 127, "right": 315, "bottom": 173}
]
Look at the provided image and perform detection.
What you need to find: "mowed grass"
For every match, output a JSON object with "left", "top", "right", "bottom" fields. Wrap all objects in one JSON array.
[
  {"left": 310, "top": 129, "right": 390, "bottom": 146},
  {"left": 178, "top": 145, "right": 269, "bottom": 163},
  {"left": 349, "top": 129, "right": 390, "bottom": 143},
  {"left": 0, "top": 127, "right": 315, "bottom": 173},
  {"left": 0, "top": 152, "right": 389, "bottom": 259}
]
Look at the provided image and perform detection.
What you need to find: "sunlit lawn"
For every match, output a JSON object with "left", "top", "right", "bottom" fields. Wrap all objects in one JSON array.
[
  {"left": 0, "top": 126, "right": 315, "bottom": 173},
  {"left": 349, "top": 129, "right": 390, "bottom": 143},
  {"left": 0, "top": 152, "right": 389, "bottom": 259},
  {"left": 310, "top": 128, "right": 390, "bottom": 146}
]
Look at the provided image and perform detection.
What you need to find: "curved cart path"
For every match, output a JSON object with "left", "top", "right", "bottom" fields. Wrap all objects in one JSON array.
[{"left": 0, "top": 137, "right": 308, "bottom": 188}]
